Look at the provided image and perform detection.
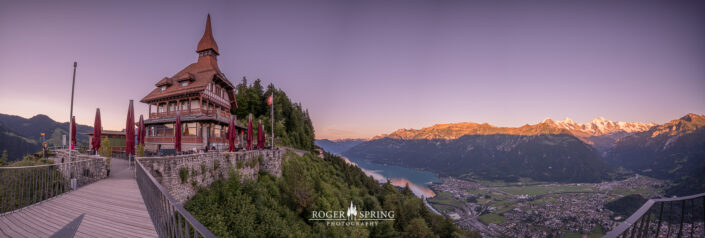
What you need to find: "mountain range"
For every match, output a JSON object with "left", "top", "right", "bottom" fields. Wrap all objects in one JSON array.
[
  {"left": 318, "top": 114, "right": 704, "bottom": 194},
  {"left": 314, "top": 138, "right": 366, "bottom": 155},
  {"left": 0, "top": 113, "right": 93, "bottom": 162}
]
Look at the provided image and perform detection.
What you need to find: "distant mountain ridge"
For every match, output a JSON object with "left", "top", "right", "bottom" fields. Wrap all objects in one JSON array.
[
  {"left": 374, "top": 116, "right": 655, "bottom": 141},
  {"left": 343, "top": 113, "right": 704, "bottom": 189},
  {"left": 606, "top": 113, "right": 705, "bottom": 195},
  {"left": 314, "top": 138, "right": 366, "bottom": 155},
  {"left": 0, "top": 113, "right": 93, "bottom": 161}
]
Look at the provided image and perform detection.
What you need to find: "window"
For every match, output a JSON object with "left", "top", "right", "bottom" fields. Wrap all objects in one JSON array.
[
  {"left": 181, "top": 81, "right": 188, "bottom": 87},
  {"left": 180, "top": 101, "right": 188, "bottom": 111},
  {"left": 150, "top": 126, "right": 155, "bottom": 136},
  {"left": 168, "top": 102, "right": 176, "bottom": 112},
  {"left": 183, "top": 122, "right": 197, "bottom": 136},
  {"left": 154, "top": 124, "right": 170, "bottom": 136},
  {"left": 158, "top": 103, "right": 166, "bottom": 113},
  {"left": 191, "top": 99, "right": 200, "bottom": 110},
  {"left": 214, "top": 125, "right": 222, "bottom": 138},
  {"left": 161, "top": 86, "right": 166, "bottom": 91},
  {"left": 165, "top": 124, "right": 174, "bottom": 137}
]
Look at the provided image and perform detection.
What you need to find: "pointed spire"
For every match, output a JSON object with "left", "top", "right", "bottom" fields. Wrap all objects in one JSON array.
[{"left": 197, "top": 14, "right": 219, "bottom": 55}]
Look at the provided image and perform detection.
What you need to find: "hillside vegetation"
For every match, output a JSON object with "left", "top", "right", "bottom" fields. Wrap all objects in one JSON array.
[{"left": 185, "top": 152, "right": 478, "bottom": 238}]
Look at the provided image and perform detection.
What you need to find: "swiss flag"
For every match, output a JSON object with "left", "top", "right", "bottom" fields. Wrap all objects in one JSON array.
[{"left": 267, "top": 94, "right": 273, "bottom": 106}]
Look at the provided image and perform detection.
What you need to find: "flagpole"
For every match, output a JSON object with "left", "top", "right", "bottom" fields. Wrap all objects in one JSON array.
[
  {"left": 271, "top": 93, "right": 274, "bottom": 149},
  {"left": 68, "top": 62, "right": 77, "bottom": 179}
]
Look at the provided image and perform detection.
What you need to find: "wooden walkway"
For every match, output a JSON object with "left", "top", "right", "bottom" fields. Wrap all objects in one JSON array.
[{"left": 0, "top": 159, "right": 158, "bottom": 237}]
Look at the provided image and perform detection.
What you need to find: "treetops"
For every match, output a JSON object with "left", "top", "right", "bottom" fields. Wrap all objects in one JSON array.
[{"left": 233, "top": 77, "right": 315, "bottom": 151}]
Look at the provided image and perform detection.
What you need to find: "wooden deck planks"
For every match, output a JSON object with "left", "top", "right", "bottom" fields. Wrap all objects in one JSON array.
[{"left": 0, "top": 159, "right": 158, "bottom": 237}]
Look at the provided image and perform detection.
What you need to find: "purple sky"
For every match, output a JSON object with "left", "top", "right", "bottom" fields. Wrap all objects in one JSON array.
[{"left": 1, "top": 0, "right": 704, "bottom": 139}]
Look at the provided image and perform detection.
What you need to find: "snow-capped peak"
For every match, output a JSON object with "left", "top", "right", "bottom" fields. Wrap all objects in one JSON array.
[
  {"left": 541, "top": 117, "right": 555, "bottom": 124},
  {"left": 540, "top": 116, "right": 656, "bottom": 136},
  {"left": 562, "top": 117, "right": 575, "bottom": 124}
]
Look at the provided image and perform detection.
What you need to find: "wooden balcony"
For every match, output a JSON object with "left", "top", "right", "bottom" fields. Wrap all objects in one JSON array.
[{"left": 149, "top": 109, "right": 231, "bottom": 119}]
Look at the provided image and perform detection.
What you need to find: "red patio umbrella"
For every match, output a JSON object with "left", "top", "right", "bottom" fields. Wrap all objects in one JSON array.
[
  {"left": 71, "top": 116, "right": 76, "bottom": 150},
  {"left": 257, "top": 119, "right": 265, "bottom": 150},
  {"left": 246, "top": 114, "right": 253, "bottom": 150},
  {"left": 92, "top": 108, "right": 102, "bottom": 153},
  {"left": 125, "top": 100, "right": 135, "bottom": 155},
  {"left": 226, "top": 115, "right": 236, "bottom": 152},
  {"left": 174, "top": 112, "right": 182, "bottom": 153},
  {"left": 138, "top": 115, "right": 145, "bottom": 146}
]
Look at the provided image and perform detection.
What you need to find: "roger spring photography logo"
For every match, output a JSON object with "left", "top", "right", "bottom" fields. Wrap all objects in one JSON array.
[{"left": 309, "top": 201, "right": 395, "bottom": 227}]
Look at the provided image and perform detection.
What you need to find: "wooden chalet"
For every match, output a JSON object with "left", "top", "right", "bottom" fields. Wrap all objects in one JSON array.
[{"left": 140, "top": 15, "right": 242, "bottom": 153}]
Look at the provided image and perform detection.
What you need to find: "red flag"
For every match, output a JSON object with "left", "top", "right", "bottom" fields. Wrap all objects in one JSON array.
[{"left": 267, "top": 93, "right": 273, "bottom": 106}]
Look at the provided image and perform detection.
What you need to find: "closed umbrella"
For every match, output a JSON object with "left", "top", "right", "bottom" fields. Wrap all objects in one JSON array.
[
  {"left": 246, "top": 114, "right": 253, "bottom": 150},
  {"left": 92, "top": 108, "right": 102, "bottom": 153},
  {"left": 125, "top": 100, "right": 135, "bottom": 155},
  {"left": 226, "top": 115, "right": 236, "bottom": 152},
  {"left": 174, "top": 112, "right": 181, "bottom": 153},
  {"left": 138, "top": 115, "right": 145, "bottom": 146},
  {"left": 257, "top": 119, "right": 264, "bottom": 150},
  {"left": 71, "top": 116, "right": 76, "bottom": 150}
]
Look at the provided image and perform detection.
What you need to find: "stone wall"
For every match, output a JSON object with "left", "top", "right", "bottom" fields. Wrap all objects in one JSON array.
[
  {"left": 137, "top": 148, "right": 284, "bottom": 204},
  {"left": 50, "top": 150, "right": 108, "bottom": 187}
]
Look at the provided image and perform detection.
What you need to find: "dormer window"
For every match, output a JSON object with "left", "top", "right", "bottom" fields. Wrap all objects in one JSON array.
[
  {"left": 161, "top": 86, "right": 167, "bottom": 91},
  {"left": 181, "top": 81, "right": 188, "bottom": 87}
]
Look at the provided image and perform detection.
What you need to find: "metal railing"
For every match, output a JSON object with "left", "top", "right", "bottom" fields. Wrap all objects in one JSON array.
[
  {"left": 0, "top": 156, "right": 106, "bottom": 214},
  {"left": 135, "top": 158, "right": 216, "bottom": 238},
  {"left": 605, "top": 192, "right": 705, "bottom": 238}
]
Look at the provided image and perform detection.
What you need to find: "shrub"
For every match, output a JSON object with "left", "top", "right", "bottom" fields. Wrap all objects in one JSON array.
[
  {"left": 237, "top": 161, "right": 244, "bottom": 169},
  {"left": 179, "top": 167, "right": 189, "bottom": 184},
  {"left": 136, "top": 144, "right": 145, "bottom": 157}
]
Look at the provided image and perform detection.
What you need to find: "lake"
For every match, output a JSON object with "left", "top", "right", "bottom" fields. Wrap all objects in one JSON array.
[{"left": 342, "top": 155, "right": 441, "bottom": 198}]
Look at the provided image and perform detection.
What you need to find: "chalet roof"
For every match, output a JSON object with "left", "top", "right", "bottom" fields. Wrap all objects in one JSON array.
[
  {"left": 155, "top": 77, "right": 172, "bottom": 87},
  {"left": 141, "top": 15, "right": 236, "bottom": 109},
  {"left": 197, "top": 14, "right": 219, "bottom": 55}
]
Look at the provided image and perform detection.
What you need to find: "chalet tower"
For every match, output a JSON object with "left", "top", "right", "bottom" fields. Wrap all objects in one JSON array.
[{"left": 141, "top": 15, "right": 240, "bottom": 153}]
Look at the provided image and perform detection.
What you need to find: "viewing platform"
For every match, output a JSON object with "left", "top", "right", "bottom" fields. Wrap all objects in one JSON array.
[
  {"left": 0, "top": 158, "right": 157, "bottom": 237},
  {"left": 0, "top": 148, "right": 285, "bottom": 238}
]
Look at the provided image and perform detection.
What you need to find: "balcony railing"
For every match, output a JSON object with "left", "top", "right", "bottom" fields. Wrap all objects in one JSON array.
[
  {"left": 149, "top": 108, "right": 231, "bottom": 119},
  {"left": 135, "top": 158, "right": 216, "bottom": 238},
  {"left": 604, "top": 192, "right": 705, "bottom": 238}
]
